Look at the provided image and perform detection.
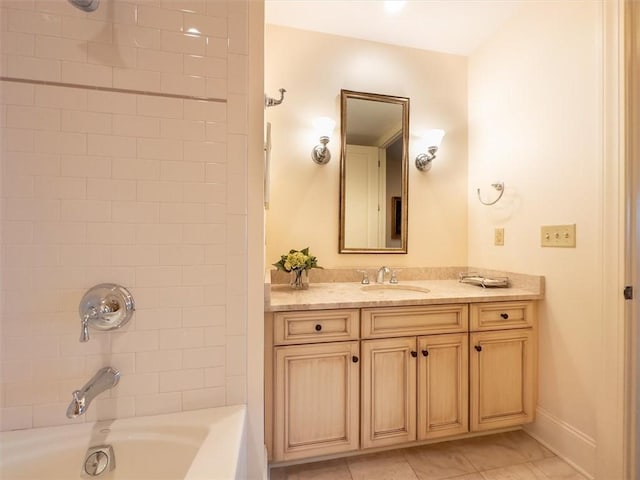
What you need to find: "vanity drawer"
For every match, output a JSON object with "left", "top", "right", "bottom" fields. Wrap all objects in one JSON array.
[
  {"left": 470, "top": 301, "right": 535, "bottom": 331},
  {"left": 273, "top": 309, "right": 360, "bottom": 345},
  {"left": 361, "top": 304, "right": 468, "bottom": 338}
]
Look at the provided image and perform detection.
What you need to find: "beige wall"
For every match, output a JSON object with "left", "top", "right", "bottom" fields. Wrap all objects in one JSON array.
[
  {"left": 265, "top": 25, "right": 468, "bottom": 270},
  {"left": 0, "top": 0, "right": 250, "bottom": 431},
  {"left": 467, "top": 1, "right": 604, "bottom": 475}
]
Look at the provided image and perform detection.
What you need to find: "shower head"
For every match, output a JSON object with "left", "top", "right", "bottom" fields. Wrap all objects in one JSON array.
[{"left": 68, "top": 0, "right": 100, "bottom": 12}]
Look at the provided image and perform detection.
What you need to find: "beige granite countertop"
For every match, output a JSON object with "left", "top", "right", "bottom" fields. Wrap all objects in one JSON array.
[{"left": 265, "top": 268, "right": 544, "bottom": 312}]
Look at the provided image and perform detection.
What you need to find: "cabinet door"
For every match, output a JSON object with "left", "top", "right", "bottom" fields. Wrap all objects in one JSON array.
[
  {"left": 417, "top": 333, "right": 469, "bottom": 440},
  {"left": 361, "top": 337, "right": 417, "bottom": 448},
  {"left": 470, "top": 329, "right": 536, "bottom": 431},
  {"left": 273, "top": 341, "right": 360, "bottom": 461}
]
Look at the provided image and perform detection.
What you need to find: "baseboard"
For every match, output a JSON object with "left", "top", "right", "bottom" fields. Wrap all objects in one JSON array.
[{"left": 524, "top": 407, "right": 596, "bottom": 479}]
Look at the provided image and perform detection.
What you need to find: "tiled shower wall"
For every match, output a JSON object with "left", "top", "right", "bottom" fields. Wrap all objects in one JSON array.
[{"left": 0, "top": 0, "right": 249, "bottom": 430}]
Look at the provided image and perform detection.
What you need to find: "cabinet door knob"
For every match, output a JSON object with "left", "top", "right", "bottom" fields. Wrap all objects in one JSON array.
[
  {"left": 410, "top": 351, "right": 417, "bottom": 358},
  {"left": 475, "top": 345, "right": 482, "bottom": 352},
  {"left": 314, "top": 324, "right": 322, "bottom": 331},
  {"left": 421, "top": 349, "right": 429, "bottom": 357},
  {"left": 500, "top": 313, "right": 509, "bottom": 319},
  {"left": 352, "top": 355, "right": 359, "bottom": 363}
]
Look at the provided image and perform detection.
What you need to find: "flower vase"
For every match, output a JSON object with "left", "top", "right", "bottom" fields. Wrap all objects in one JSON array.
[{"left": 290, "top": 269, "right": 308, "bottom": 290}]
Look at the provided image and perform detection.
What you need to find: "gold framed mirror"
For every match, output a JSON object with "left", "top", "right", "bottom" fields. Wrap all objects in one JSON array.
[{"left": 339, "top": 90, "right": 410, "bottom": 253}]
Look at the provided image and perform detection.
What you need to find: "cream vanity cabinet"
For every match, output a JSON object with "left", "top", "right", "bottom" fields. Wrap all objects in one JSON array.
[
  {"left": 266, "top": 300, "right": 537, "bottom": 463},
  {"left": 266, "top": 309, "right": 361, "bottom": 461},
  {"left": 360, "top": 305, "right": 469, "bottom": 448},
  {"left": 469, "top": 301, "right": 537, "bottom": 431}
]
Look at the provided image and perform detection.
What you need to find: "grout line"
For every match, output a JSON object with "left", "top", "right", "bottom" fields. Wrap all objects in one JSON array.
[{"left": 0, "top": 77, "right": 227, "bottom": 103}]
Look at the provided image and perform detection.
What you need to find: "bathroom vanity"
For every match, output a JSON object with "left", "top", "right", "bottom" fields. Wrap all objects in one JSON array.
[{"left": 264, "top": 269, "right": 543, "bottom": 464}]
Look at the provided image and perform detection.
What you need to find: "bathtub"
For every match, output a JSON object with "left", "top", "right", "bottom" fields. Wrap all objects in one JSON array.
[{"left": 0, "top": 405, "right": 246, "bottom": 480}]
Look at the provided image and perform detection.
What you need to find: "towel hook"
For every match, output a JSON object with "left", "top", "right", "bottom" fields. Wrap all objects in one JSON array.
[{"left": 477, "top": 182, "right": 505, "bottom": 206}]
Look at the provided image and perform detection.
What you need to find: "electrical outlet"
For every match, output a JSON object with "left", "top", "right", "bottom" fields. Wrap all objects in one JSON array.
[
  {"left": 541, "top": 224, "right": 576, "bottom": 248},
  {"left": 494, "top": 228, "right": 504, "bottom": 246}
]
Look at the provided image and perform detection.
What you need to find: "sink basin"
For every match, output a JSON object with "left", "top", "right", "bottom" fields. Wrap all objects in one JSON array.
[{"left": 361, "top": 284, "right": 430, "bottom": 294}]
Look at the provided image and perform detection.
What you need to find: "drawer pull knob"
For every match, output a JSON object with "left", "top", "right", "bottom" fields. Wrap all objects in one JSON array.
[
  {"left": 314, "top": 324, "right": 322, "bottom": 331},
  {"left": 352, "top": 355, "right": 359, "bottom": 363},
  {"left": 475, "top": 345, "right": 482, "bottom": 352},
  {"left": 410, "top": 351, "right": 417, "bottom": 358},
  {"left": 500, "top": 313, "right": 509, "bottom": 319},
  {"left": 422, "top": 349, "right": 429, "bottom": 357}
]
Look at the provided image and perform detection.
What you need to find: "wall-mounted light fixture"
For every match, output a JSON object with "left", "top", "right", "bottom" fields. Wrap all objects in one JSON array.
[
  {"left": 415, "top": 129, "right": 445, "bottom": 171},
  {"left": 311, "top": 116, "right": 336, "bottom": 165}
]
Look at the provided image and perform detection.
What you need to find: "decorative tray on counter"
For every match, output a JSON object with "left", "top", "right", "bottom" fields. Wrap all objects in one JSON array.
[{"left": 459, "top": 273, "right": 510, "bottom": 288}]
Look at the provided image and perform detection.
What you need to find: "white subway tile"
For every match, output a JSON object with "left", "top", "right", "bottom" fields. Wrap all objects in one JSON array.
[
  {"left": 2, "top": 335, "right": 59, "bottom": 359},
  {"left": 1, "top": 31, "right": 34, "bottom": 56},
  {"left": 61, "top": 110, "right": 112, "bottom": 134},
  {"left": 34, "top": 176, "right": 86, "bottom": 199},
  {"left": 156, "top": 286, "right": 204, "bottom": 307},
  {"left": 86, "top": 178, "right": 137, "bottom": 201},
  {"left": 34, "top": 131, "right": 86, "bottom": 155},
  {"left": 3, "top": 127, "right": 34, "bottom": 152},
  {"left": 87, "top": 42, "right": 136, "bottom": 68},
  {"left": 1, "top": 360, "right": 33, "bottom": 384},
  {"left": 227, "top": 173, "right": 246, "bottom": 214},
  {"left": 183, "top": 12, "right": 226, "bottom": 38},
  {"left": 182, "top": 386, "right": 224, "bottom": 410},
  {"left": 183, "top": 98, "right": 225, "bottom": 121},
  {"left": 159, "top": 203, "right": 205, "bottom": 224},
  {"left": 159, "top": 160, "right": 204, "bottom": 182},
  {"left": 3, "top": 221, "right": 34, "bottom": 244},
  {"left": 158, "top": 327, "right": 204, "bottom": 349},
  {"left": 58, "top": 244, "right": 111, "bottom": 266},
  {"left": 182, "top": 305, "right": 225, "bottom": 327},
  {"left": 113, "top": 23, "right": 161, "bottom": 50},
  {"left": 159, "top": 368, "right": 203, "bottom": 392},
  {"left": 1, "top": 81, "right": 34, "bottom": 106},
  {"left": 35, "top": 0, "right": 82, "bottom": 17},
  {"left": 137, "top": 5, "right": 183, "bottom": 31},
  {"left": 35, "top": 84, "right": 86, "bottom": 110},
  {"left": 182, "top": 346, "right": 222, "bottom": 368},
  {"left": 136, "top": 94, "right": 183, "bottom": 118},
  {"left": 8, "top": 8, "right": 61, "bottom": 36},
  {"left": 35, "top": 35, "right": 87, "bottom": 62},
  {"left": 226, "top": 133, "right": 246, "bottom": 175},
  {"left": 204, "top": 204, "right": 225, "bottom": 223},
  {"left": 0, "top": 406, "right": 33, "bottom": 431},
  {"left": 3, "top": 197, "right": 60, "bottom": 222},
  {"left": 61, "top": 199, "right": 111, "bottom": 222},
  {"left": 160, "top": 118, "right": 205, "bottom": 141},
  {"left": 134, "top": 392, "right": 181, "bottom": 416},
  {"left": 112, "top": 157, "right": 159, "bottom": 180},
  {"left": 61, "top": 61, "right": 113, "bottom": 88},
  {"left": 226, "top": 93, "right": 246, "bottom": 134},
  {"left": 135, "top": 266, "right": 182, "bottom": 287},
  {"left": 205, "top": 162, "right": 226, "bottom": 182},
  {"left": 62, "top": 16, "right": 112, "bottom": 43},
  {"left": 182, "top": 182, "right": 225, "bottom": 203},
  {"left": 182, "top": 223, "right": 225, "bottom": 244},
  {"left": 112, "top": 200, "right": 160, "bottom": 224},
  {"left": 160, "top": 0, "right": 207, "bottom": 14},
  {"left": 161, "top": 30, "right": 205, "bottom": 55},
  {"left": 160, "top": 72, "right": 206, "bottom": 97},
  {"left": 138, "top": 137, "right": 183, "bottom": 161},
  {"left": 227, "top": 53, "right": 247, "bottom": 94},
  {"left": 225, "top": 375, "right": 246, "bottom": 404},
  {"left": 135, "top": 224, "right": 182, "bottom": 244},
  {"left": 84, "top": 267, "right": 136, "bottom": 289},
  {"left": 113, "top": 67, "right": 161, "bottom": 92},
  {"left": 111, "top": 330, "right": 159, "bottom": 354},
  {"left": 3, "top": 174, "right": 33, "bottom": 198},
  {"left": 61, "top": 154, "right": 111, "bottom": 178},
  {"left": 183, "top": 54, "right": 225, "bottom": 78},
  {"left": 112, "top": 114, "right": 160, "bottom": 138},
  {"left": 6, "top": 54, "right": 61, "bottom": 81},
  {"left": 33, "top": 403, "right": 84, "bottom": 427},
  {"left": 182, "top": 264, "right": 224, "bottom": 286},
  {"left": 205, "top": 121, "right": 225, "bottom": 142},
  {"left": 205, "top": 36, "right": 227, "bottom": 59},
  {"left": 137, "top": 48, "right": 183, "bottom": 73},
  {"left": 226, "top": 253, "right": 246, "bottom": 294},
  {"left": 205, "top": 77, "right": 226, "bottom": 99},
  {"left": 85, "top": 396, "right": 136, "bottom": 422},
  {"left": 85, "top": 353, "right": 136, "bottom": 376},
  {"left": 225, "top": 334, "right": 245, "bottom": 376},
  {"left": 204, "top": 243, "right": 228, "bottom": 266},
  {"left": 111, "top": 245, "right": 159, "bottom": 266},
  {"left": 111, "top": 372, "right": 159, "bottom": 397},
  {"left": 88, "top": 90, "right": 136, "bottom": 114},
  {"left": 108, "top": 1, "right": 138, "bottom": 25},
  {"left": 88, "top": 133, "right": 136, "bottom": 157},
  {"left": 204, "top": 326, "right": 226, "bottom": 346},
  {"left": 59, "top": 332, "right": 110, "bottom": 356},
  {"left": 33, "top": 222, "right": 86, "bottom": 244},
  {"left": 204, "top": 365, "right": 225, "bottom": 387},
  {"left": 226, "top": 295, "right": 246, "bottom": 336},
  {"left": 136, "top": 181, "right": 182, "bottom": 202},
  {"left": 136, "top": 308, "right": 182, "bottom": 330},
  {"left": 136, "top": 349, "right": 182, "bottom": 373},
  {"left": 205, "top": 0, "right": 227, "bottom": 17},
  {"left": 85, "top": 222, "right": 136, "bottom": 245},
  {"left": 5, "top": 381, "right": 58, "bottom": 406},
  {"left": 2, "top": 1, "right": 36, "bottom": 11},
  {"left": 184, "top": 140, "right": 225, "bottom": 162}
]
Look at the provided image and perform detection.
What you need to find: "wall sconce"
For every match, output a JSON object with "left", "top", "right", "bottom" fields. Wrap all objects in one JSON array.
[
  {"left": 415, "top": 129, "right": 446, "bottom": 171},
  {"left": 311, "top": 117, "right": 336, "bottom": 165}
]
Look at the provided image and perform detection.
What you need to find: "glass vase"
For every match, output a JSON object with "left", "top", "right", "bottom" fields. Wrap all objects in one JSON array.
[{"left": 290, "top": 269, "right": 308, "bottom": 290}]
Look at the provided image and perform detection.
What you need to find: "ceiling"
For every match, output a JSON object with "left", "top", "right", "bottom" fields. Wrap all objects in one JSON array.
[{"left": 264, "top": 0, "right": 526, "bottom": 56}]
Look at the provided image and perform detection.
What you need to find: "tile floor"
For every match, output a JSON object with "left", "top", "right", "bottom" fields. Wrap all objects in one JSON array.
[{"left": 269, "top": 430, "right": 588, "bottom": 480}]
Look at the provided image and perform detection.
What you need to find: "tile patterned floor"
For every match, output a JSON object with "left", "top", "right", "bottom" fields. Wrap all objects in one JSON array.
[{"left": 269, "top": 431, "right": 588, "bottom": 480}]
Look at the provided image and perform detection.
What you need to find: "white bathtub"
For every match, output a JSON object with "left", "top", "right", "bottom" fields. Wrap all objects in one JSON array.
[{"left": 0, "top": 405, "right": 246, "bottom": 480}]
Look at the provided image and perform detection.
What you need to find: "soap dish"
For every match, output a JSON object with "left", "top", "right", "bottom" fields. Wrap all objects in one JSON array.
[{"left": 459, "top": 273, "right": 510, "bottom": 288}]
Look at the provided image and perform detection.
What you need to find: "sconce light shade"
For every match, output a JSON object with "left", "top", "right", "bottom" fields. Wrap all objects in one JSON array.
[
  {"left": 415, "top": 129, "right": 446, "bottom": 172},
  {"left": 311, "top": 117, "right": 336, "bottom": 165}
]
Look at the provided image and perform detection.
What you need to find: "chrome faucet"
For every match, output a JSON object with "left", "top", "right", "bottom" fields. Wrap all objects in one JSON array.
[
  {"left": 66, "top": 367, "right": 120, "bottom": 418},
  {"left": 376, "top": 266, "right": 391, "bottom": 284}
]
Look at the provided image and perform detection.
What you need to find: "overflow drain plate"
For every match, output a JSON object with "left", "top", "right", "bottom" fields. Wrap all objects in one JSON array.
[{"left": 81, "top": 445, "right": 115, "bottom": 477}]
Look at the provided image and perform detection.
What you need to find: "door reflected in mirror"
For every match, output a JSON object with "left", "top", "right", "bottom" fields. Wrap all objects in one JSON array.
[{"left": 339, "top": 90, "right": 409, "bottom": 253}]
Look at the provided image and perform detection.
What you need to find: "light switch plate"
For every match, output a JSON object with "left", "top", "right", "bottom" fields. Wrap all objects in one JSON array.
[
  {"left": 494, "top": 228, "right": 504, "bottom": 246},
  {"left": 541, "top": 224, "right": 576, "bottom": 248}
]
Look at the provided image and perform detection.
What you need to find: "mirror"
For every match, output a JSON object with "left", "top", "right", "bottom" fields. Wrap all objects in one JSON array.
[{"left": 339, "top": 90, "right": 409, "bottom": 253}]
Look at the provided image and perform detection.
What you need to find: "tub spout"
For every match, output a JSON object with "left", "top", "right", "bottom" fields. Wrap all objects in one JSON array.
[{"left": 66, "top": 367, "right": 120, "bottom": 418}]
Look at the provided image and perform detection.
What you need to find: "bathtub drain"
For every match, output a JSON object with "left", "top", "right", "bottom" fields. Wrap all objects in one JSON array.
[{"left": 82, "top": 445, "right": 115, "bottom": 477}]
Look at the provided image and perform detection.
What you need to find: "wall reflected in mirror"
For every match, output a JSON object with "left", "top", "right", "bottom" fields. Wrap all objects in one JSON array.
[{"left": 339, "top": 90, "right": 409, "bottom": 253}]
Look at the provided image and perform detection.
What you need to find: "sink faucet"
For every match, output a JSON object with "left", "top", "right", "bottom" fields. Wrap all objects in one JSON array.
[
  {"left": 376, "top": 266, "right": 391, "bottom": 284},
  {"left": 66, "top": 367, "right": 120, "bottom": 418}
]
